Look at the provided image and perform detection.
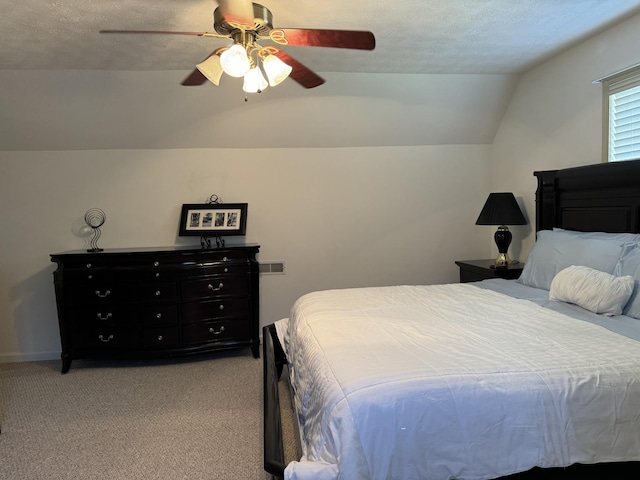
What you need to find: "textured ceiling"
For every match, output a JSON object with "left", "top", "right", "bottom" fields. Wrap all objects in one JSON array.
[{"left": 2, "top": 0, "right": 640, "bottom": 75}]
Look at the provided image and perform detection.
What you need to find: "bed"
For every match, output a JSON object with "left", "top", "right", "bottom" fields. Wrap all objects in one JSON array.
[{"left": 263, "top": 159, "right": 640, "bottom": 479}]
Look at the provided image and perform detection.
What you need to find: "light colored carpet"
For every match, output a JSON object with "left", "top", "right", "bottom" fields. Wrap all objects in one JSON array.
[{"left": 0, "top": 351, "right": 272, "bottom": 480}]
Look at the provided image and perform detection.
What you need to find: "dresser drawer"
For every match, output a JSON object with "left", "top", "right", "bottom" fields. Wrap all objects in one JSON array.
[
  {"left": 116, "top": 268, "right": 183, "bottom": 282},
  {"left": 181, "top": 276, "right": 248, "bottom": 300},
  {"left": 61, "top": 258, "right": 112, "bottom": 271},
  {"left": 197, "top": 251, "right": 249, "bottom": 264},
  {"left": 67, "top": 283, "right": 134, "bottom": 304},
  {"left": 65, "top": 269, "right": 114, "bottom": 283},
  {"left": 135, "top": 282, "right": 178, "bottom": 301},
  {"left": 181, "top": 298, "right": 248, "bottom": 322},
  {"left": 182, "top": 319, "right": 250, "bottom": 345},
  {"left": 187, "top": 263, "right": 250, "bottom": 276},
  {"left": 74, "top": 328, "right": 139, "bottom": 349},
  {"left": 138, "top": 304, "right": 179, "bottom": 326},
  {"left": 142, "top": 326, "right": 179, "bottom": 348},
  {"left": 72, "top": 304, "right": 135, "bottom": 326}
]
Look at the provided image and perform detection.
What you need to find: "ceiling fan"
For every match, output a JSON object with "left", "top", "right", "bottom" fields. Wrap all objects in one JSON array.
[{"left": 100, "top": 0, "right": 375, "bottom": 93}]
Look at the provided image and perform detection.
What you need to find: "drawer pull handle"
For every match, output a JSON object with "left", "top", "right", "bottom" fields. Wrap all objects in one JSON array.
[
  {"left": 95, "top": 290, "right": 111, "bottom": 298},
  {"left": 209, "top": 326, "right": 225, "bottom": 335},
  {"left": 155, "top": 290, "right": 161, "bottom": 296},
  {"left": 96, "top": 313, "right": 112, "bottom": 320},
  {"left": 156, "top": 313, "right": 162, "bottom": 319},
  {"left": 98, "top": 334, "right": 114, "bottom": 343},
  {"left": 208, "top": 282, "right": 224, "bottom": 291},
  {"left": 154, "top": 261, "right": 160, "bottom": 267},
  {"left": 86, "top": 263, "right": 92, "bottom": 269},
  {"left": 219, "top": 304, "right": 224, "bottom": 310},
  {"left": 157, "top": 335, "right": 164, "bottom": 341},
  {"left": 155, "top": 273, "right": 160, "bottom": 278}
]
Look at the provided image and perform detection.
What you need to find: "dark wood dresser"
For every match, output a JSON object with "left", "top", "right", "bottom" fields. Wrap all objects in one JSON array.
[{"left": 50, "top": 245, "right": 260, "bottom": 373}]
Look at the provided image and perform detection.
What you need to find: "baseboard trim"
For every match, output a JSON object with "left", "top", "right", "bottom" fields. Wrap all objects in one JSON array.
[
  {"left": 0, "top": 337, "right": 267, "bottom": 365},
  {"left": 0, "top": 351, "right": 59, "bottom": 364}
]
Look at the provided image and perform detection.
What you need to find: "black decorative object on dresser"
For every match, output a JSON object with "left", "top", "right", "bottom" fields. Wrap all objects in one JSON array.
[
  {"left": 50, "top": 245, "right": 260, "bottom": 373},
  {"left": 455, "top": 259, "right": 523, "bottom": 283}
]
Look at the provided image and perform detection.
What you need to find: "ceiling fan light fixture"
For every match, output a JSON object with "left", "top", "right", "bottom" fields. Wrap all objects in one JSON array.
[
  {"left": 243, "top": 67, "right": 269, "bottom": 93},
  {"left": 219, "top": 44, "right": 251, "bottom": 77},
  {"left": 262, "top": 54, "right": 292, "bottom": 86},
  {"left": 196, "top": 54, "right": 224, "bottom": 86}
]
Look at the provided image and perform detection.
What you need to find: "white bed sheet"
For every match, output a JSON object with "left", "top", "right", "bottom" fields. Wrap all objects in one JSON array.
[{"left": 278, "top": 283, "right": 640, "bottom": 480}]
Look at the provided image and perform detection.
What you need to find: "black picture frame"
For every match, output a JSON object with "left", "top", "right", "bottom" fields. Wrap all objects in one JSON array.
[{"left": 179, "top": 203, "right": 248, "bottom": 236}]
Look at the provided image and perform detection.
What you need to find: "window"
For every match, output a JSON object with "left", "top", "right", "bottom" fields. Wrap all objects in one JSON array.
[{"left": 601, "top": 65, "right": 640, "bottom": 162}]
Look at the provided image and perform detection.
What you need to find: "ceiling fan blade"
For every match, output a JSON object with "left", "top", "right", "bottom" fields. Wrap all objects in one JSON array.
[
  {"left": 181, "top": 69, "right": 208, "bottom": 86},
  {"left": 100, "top": 29, "right": 218, "bottom": 37},
  {"left": 272, "top": 29, "right": 375, "bottom": 50},
  {"left": 216, "top": 0, "right": 255, "bottom": 27},
  {"left": 272, "top": 50, "right": 325, "bottom": 89}
]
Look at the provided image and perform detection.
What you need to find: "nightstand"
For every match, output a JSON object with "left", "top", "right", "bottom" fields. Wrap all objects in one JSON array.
[{"left": 455, "top": 259, "right": 524, "bottom": 283}]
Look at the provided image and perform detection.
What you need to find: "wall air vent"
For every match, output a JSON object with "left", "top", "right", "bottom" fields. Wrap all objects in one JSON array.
[{"left": 259, "top": 261, "right": 286, "bottom": 275}]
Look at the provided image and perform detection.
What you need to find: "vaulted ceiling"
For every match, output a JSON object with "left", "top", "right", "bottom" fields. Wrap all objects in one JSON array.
[
  {"left": 4, "top": 0, "right": 640, "bottom": 75},
  {"left": 3, "top": 1, "right": 640, "bottom": 151}
]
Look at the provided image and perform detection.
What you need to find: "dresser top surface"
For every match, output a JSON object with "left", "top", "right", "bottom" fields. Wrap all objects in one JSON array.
[{"left": 51, "top": 243, "right": 260, "bottom": 258}]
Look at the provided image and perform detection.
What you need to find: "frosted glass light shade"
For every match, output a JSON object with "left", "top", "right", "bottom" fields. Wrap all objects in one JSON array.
[
  {"left": 262, "top": 54, "right": 292, "bottom": 86},
  {"left": 196, "top": 55, "right": 224, "bottom": 86},
  {"left": 220, "top": 44, "right": 250, "bottom": 77},
  {"left": 243, "top": 67, "right": 268, "bottom": 93}
]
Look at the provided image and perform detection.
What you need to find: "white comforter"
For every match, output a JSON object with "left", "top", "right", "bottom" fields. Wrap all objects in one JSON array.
[{"left": 281, "top": 284, "right": 640, "bottom": 480}]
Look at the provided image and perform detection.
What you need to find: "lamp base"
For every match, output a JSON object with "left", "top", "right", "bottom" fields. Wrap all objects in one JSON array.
[
  {"left": 492, "top": 226, "right": 519, "bottom": 269},
  {"left": 491, "top": 253, "right": 520, "bottom": 269}
]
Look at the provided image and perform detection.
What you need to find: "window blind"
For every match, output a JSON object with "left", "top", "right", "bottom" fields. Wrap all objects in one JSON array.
[{"left": 603, "top": 67, "right": 640, "bottom": 162}]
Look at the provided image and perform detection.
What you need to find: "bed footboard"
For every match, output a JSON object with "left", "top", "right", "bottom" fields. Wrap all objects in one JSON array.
[{"left": 263, "top": 324, "right": 287, "bottom": 479}]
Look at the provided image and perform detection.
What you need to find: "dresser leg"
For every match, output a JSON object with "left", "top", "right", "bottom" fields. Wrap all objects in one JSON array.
[
  {"left": 251, "top": 344, "right": 260, "bottom": 359},
  {"left": 61, "top": 355, "right": 72, "bottom": 374}
]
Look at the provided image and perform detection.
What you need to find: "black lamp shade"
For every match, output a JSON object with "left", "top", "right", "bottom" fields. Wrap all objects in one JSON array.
[{"left": 475, "top": 193, "right": 526, "bottom": 226}]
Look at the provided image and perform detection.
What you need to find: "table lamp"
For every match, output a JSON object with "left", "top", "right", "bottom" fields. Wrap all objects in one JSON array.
[{"left": 475, "top": 192, "right": 527, "bottom": 268}]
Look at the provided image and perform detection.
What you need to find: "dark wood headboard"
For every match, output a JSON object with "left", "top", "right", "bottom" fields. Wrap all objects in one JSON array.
[{"left": 535, "top": 159, "right": 640, "bottom": 233}]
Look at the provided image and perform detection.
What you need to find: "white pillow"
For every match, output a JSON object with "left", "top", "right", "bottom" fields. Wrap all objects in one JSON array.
[
  {"left": 549, "top": 265, "right": 634, "bottom": 316},
  {"left": 518, "top": 229, "right": 625, "bottom": 290}
]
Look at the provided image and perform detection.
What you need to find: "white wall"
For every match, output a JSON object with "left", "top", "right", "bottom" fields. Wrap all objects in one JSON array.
[
  {"left": 7, "top": 6, "right": 640, "bottom": 363},
  {"left": 0, "top": 145, "right": 491, "bottom": 362},
  {"left": 0, "top": 66, "right": 518, "bottom": 363},
  {"left": 492, "top": 12, "right": 640, "bottom": 257}
]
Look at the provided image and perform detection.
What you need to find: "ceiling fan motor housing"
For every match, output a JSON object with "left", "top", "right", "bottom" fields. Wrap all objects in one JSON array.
[{"left": 213, "top": 3, "right": 273, "bottom": 36}]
